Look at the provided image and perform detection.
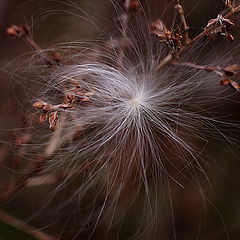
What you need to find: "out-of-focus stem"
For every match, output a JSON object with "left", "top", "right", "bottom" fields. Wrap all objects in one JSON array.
[
  {"left": 118, "top": 0, "right": 130, "bottom": 66},
  {"left": 0, "top": 209, "right": 56, "bottom": 240}
]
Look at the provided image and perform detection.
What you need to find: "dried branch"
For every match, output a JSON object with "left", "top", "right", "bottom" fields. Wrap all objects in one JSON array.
[
  {"left": 204, "top": 14, "right": 235, "bottom": 41},
  {"left": 173, "top": 61, "right": 236, "bottom": 76},
  {"left": 33, "top": 78, "right": 93, "bottom": 131},
  {"left": 175, "top": 1, "right": 190, "bottom": 44},
  {"left": 157, "top": 3, "right": 240, "bottom": 70},
  {"left": 1, "top": 84, "right": 94, "bottom": 202},
  {"left": 173, "top": 61, "right": 240, "bottom": 91},
  {"left": 6, "top": 25, "right": 60, "bottom": 68}
]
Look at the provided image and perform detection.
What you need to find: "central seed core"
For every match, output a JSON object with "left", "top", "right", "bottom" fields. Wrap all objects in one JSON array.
[{"left": 130, "top": 95, "right": 143, "bottom": 108}]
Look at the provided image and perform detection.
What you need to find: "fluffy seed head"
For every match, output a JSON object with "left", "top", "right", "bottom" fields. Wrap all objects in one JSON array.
[{"left": 5, "top": 1, "right": 240, "bottom": 239}]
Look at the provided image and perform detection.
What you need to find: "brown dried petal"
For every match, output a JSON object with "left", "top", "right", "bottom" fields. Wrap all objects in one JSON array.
[
  {"left": 204, "top": 15, "right": 234, "bottom": 41},
  {"left": 220, "top": 78, "right": 230, "bottom": 86},
  {"left": 66, "top": 92, "right": 74, "bottom": 103},
  {"left": 6, "top": 28, "right": 17, "bottom": 37},
  {"left": 33, "top": 101, "right": 46, "bottom": 109},
  {"left": 224, "top": 0, "right": 232, "bottom": 7},
  {"left": 152, "top": 19, "right": 167, "bottom": 33},
  {"left": 228, "top": 80, "right": 240, "bottom": 91},
  {"left": 227, "top": 33, "right": 234, "bottom": 42},
  {"left": 223, "top": 69, "right": 235, "bottom": 77},
  {"left": 130, "top": 0, "right": 141, "bottom": 11},
  {"left": 43, "top": 103, "right": 51, "bottom": 112},
  {"left": 81, "top": 97, "right": 90, "bottom": 102},
  {"left": 220, "top": 78, "right": 240, "bottom": 91},
  {"left": 63, "top": 76, "right": 81, "bottom": 89},
  {"left": 39, "top": 113, "right": 47, "bottom": 124},
  {"left": 49, "top": 111, "right": 58, "bottom": 131},
  {"left": 6, "top": 25, "right": 21, "bottom": 37}
]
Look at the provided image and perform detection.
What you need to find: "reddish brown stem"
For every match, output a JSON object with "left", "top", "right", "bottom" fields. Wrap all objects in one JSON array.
[
  {"left": 175, "top": 1, "right": 190, "bottom": 44},
  {"left": 157, "top": 4, "right": 240, "bottom": 70}
]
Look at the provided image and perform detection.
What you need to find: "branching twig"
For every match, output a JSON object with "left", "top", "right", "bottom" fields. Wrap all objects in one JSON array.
[
  {"left": 175, "top": 1, "right": 190, "bottom": 44},
  {"left": 157, "top": 4, "right": 240, "bottom": 70},
  {"left": 172, "top": 61, "right": 235, "bottom": 77},
  {"left": 173, "top": 61, "right": 240, "bottom": 91}
]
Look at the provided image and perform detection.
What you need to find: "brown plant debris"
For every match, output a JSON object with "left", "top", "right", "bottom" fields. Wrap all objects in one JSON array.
[
  {"left": 175, "top": 1, "right": 190, "bottom": 44},
  {"left": 173, "top": 61, "right": 240, "bottom": 91},
  {"left": 220, "top": 78, "right": 240, "bottom": 91},
  {"left": 152, "top": 19, "right": 183, "bottom": 56},
  {"left": 223, "top": 0, "right": 235, "bottom": 8},
  {"left": 157, "top": 2, "right": 240, "bottom": 70},
  {"left": 204, "top": 14, "right": 235, "bottom": 41},
  {"left": 33, "top": 77, "right": 94, "bottom": 131}
]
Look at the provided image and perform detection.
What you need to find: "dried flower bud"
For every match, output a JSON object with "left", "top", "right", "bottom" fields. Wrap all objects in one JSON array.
[
  {"left": 49, "top": 111, "right": 58, "bottom": 131},
  {"left": 50, "top": 52, "right": 61, "bottom": 65},
  {"left": 204, "top": 15, "right": 235, "bottom": 41},
  {"left": 39, "top": 113, "right": 47, "bottom": 124},
  {"left": 6, "top": 25, "right": 21, "bottom": 37},
  {"left": 66, "top": 92, "right": 74, "bottom": 103},
  {"left": 220, "top": 78, "right": 240, "bottom": 91},
  {"left": 224, "top": 0, "right": 233, "bottom": 7},
  {"left": 130, "top": 0, "right": 141, "bottom": 11}
]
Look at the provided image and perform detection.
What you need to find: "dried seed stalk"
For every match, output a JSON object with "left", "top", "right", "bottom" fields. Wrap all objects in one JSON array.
[
  {"left": 204, "top": 14, "right": 235, "bottom": 41},
  {"left": 157, "top": 3, "right": 240, "bottom": 70},
  {"left": 6, "top": 24, "right": 60, "bottom": 67},
  {"left": 173, "top": 61, "right": 240, "bottom": 91},
  {"left": 175, "top": 1, "right": 190, "bottom": 44}
]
